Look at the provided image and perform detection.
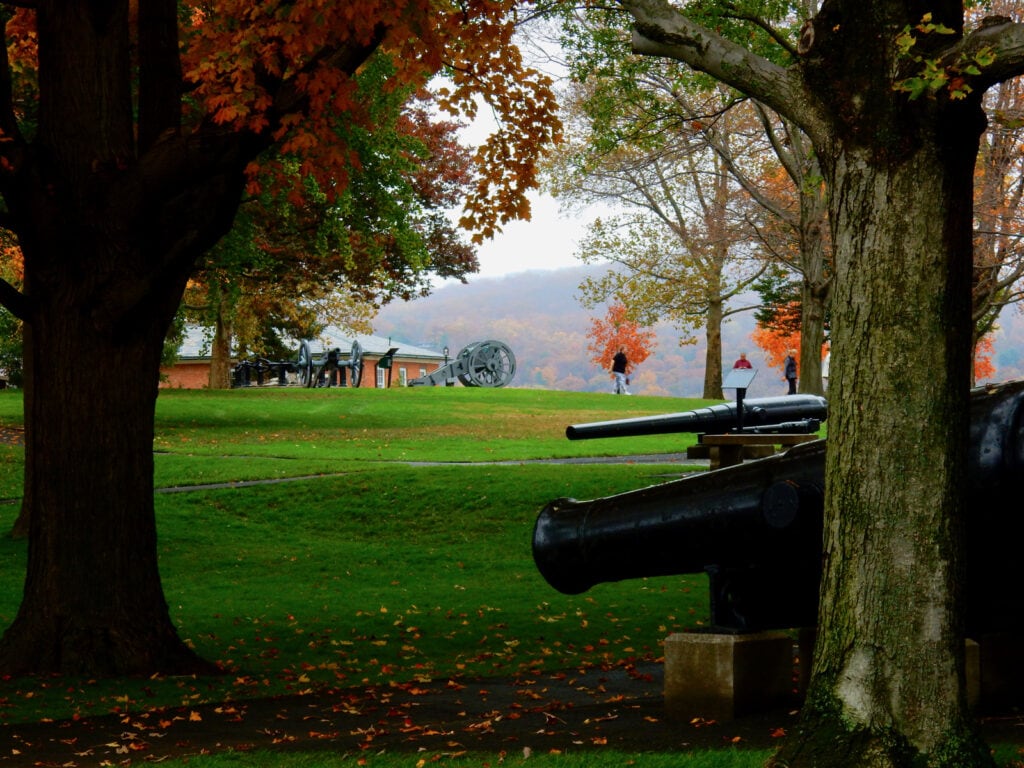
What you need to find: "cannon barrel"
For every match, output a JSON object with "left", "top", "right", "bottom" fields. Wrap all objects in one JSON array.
[
  {"left": 534, "top": 441, "right": 826, "bottom": 630},
  {"left": 535, "top": 380, "right": 1024, "bottom": 633},
  {"left": 565, "top": 395, "right": 828, "bottom": 440}
]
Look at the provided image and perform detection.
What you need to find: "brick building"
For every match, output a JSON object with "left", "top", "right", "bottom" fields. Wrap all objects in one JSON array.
[{"left": 161, "top": 326, "right": 447, "bottom": 389}]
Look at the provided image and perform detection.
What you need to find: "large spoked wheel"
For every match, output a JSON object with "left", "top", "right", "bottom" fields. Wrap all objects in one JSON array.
[
  {"left": 458, "top": 340, "right": 516, "bottom": 387},
  {"left": 348, "top": 340, "right": 364, "bottom": 387},
  {"left": 296, "top": 340, "right": 314, "bottom": 387}
]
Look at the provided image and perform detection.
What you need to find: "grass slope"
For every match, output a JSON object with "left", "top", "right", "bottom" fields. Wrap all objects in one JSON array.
[{"left": 0, "top": 390, "right": 715, "bottom": 725}]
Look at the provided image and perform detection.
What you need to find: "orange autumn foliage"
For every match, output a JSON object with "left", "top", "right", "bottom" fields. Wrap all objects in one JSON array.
[
  {"left": 3, "top": 2, "right": 560, "bottom": 244},
  {"left": 179, "top": 0, "right": 561, "bottom": 240},
  {"left": 587, "top": 303, "right": 656, "bottom": 376},
  {"left": 974, "top": 336, "right": 996, "bottom": 381},
  {"left": 750, "top": 303, "right": 809, "bottom": 376},
  {"left": 753, "top": 304, "right": 997, "bottom": 381}
]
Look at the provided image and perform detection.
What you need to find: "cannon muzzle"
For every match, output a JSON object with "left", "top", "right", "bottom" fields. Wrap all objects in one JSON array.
[{"left": 565, "top": 395, "right": 828, "bottom": 440}]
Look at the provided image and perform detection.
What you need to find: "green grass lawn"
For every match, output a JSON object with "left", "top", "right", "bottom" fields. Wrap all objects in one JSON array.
[
  {"left": 0, "top": 387, "right": 724, "bottom": 756},
  {"left": 0, "top": 387, "right": 1007, "bottom": 768}
]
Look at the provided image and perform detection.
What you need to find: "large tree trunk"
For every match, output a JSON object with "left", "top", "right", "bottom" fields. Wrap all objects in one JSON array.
[
  {"left": 0, "top": 266, "right": 214, "bottom": 675},
  {"left": 0, "top": 2, "right": 245, "bottom": 675},
  {"left": 772, "top": 101, "right": 991, "bottom": 768}
]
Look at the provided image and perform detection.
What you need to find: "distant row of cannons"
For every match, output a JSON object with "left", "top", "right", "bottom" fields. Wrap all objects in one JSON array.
[
  {"left": 233, "top": 339, "right": 516, "bottom": 389},
  {"left": 232, "top": 340, "right": 364, "bottom": 388}
]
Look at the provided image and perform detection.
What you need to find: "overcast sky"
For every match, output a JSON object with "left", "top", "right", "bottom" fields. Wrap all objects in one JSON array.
[{"left": 469, "top": 192, "right": 591, "bottom": 278}]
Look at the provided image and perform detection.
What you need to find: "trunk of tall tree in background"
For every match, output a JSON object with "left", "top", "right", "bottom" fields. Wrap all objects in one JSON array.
[
  {"left": 702, "top": 298, "right": 724, "bottom": 399},
  {"left": 209, "top": 304, "right": 234, "bottom": 390}
]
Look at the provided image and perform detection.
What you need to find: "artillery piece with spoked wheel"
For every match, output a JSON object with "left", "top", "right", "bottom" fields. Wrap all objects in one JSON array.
[
  {"left": 409, "top": 340, "right": 516, "bottom": 388},
  {"left": 232, "top": 338, "right": 364, "bottom": 388},
  {"left": 295, "top": 339, "right": 363, "bottom": 388}
]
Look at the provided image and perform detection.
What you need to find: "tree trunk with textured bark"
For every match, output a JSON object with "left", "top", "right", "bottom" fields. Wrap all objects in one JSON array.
[
  {"left": 0, "top": 263, "right": 215, "bottom": 674},
  {"left": 619, "top": 0, "right": 1024, "bottom": 762},
  {"left": 0, "top": 1, "right": 254, "bottom": 675},
  {"left": 772, "top": 103, "right": 990, "bottom": 767},
  {"left": 703, "top": 297, "right": 724, "bottom": 399},
  {"left": 209, "top": 306, "right": 234, "bottom": 390}
]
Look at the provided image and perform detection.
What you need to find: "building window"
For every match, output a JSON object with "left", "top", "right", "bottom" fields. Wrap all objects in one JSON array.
[
  {"left": 376, "top": 367, "right": 387, "bottom": 389},
  {"left": 399, "top": 367, "right": 407, "bottom": 386}
]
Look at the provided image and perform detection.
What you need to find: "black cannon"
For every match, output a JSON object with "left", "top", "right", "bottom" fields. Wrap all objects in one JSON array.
[
  {"left": 409, "top": 340, "right": 516, "bottom": 388},
  {"left": 232, "top": 357, "right": 295, "bottom": 387},
  {"left": 295, "top": 339, "right": 364, "bottom": 388},
  {"left": 565, "top": 394, "right": 828, "bottom": 440},
  {"left": 232, "top": 338, "right": 365, "bottom": 388},
  {"left": 533, "top": 380, "right": 1024, "bottom": 634}
]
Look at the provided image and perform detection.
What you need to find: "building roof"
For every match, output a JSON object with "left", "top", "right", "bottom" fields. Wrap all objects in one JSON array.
[
  {"left": 313, "top": 327, "right": 444, "bottom": 360},
  {"left": 176, "top": 325, "right": 444, "bottom": 362}
]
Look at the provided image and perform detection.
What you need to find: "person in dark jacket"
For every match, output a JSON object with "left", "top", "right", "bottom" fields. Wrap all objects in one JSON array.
[
  {"left": 784, "top": 349, "right": 798, "bottom": 394},
  {"left": 611, "top": 347, "right": 630, "bottom": 394}
]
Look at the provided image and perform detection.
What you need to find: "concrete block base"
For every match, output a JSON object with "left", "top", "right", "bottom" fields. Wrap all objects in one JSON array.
[{"left": 664, "top": 631, "right": 795, "bottom": 721}]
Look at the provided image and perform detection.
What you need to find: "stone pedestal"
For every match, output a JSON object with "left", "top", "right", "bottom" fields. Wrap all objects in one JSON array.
[{"left": 664, "top": 631, "right": 795, "bottom": 721}]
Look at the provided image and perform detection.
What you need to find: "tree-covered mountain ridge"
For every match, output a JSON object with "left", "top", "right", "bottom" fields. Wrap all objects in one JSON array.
[{"left": 374, "top": 266, "right": 1024, "bottom": 399}]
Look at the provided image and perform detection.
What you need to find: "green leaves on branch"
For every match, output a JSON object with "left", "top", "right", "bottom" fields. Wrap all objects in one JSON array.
[{"left": 894, "top": 13, "right": 995, "bottom": 101}]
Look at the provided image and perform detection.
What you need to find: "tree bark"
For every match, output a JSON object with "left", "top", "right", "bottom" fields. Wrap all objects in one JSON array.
[
  {"left": 703, "top": 297, "right": 724, "bottom": 399},
  {"left": 209, "top": 303, "right": 233, "bottom": 390},
  {"left": 771, "top": 94, "right": 990, "bottom": 768},
  {"left": 0, "top": 258, "right": 215, "bottom": 675}
]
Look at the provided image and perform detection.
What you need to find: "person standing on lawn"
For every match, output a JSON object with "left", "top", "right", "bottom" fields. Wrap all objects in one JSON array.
[
  {"left": 784, "top": 349, "right": 798, "bottom": 395},
  {"left": 611, "top": 347, "right": 630, "bottom": 395}
]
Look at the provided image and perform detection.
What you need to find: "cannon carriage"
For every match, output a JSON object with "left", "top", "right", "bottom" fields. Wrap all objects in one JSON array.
[
  {"left": 294, "top": 339, "right": 363, "bottom": 388},
  {"left": 408, "top": 340, "right": 516, "bottom": 388},
  {"left": 232, "top": 338, "right": 364, "bottom": 388}
]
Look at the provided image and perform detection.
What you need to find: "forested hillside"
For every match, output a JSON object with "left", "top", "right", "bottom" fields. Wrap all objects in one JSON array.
[{"left": 374, "top": 267, "right": 1024, "bottom": 398}]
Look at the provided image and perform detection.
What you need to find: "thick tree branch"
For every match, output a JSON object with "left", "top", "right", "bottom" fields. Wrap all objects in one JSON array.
[
  {"left": 138, "top": 0, "right": 182, "bottom": 152},
  {"left": 617, "top": 0, "right": 829, "bottom": 146},
  {"left": 112, "top": 30, "right": 388, "bottom": 328},
  {"left": 962, "top": 17, "right": 1024, "bottom": 87},
  {"left": 0, "top": 274, "right": 27, "bottom": 319}
]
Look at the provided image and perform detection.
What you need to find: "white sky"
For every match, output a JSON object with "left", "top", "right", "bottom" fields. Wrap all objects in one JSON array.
[
  {"left": 441, "top": 29, "right": 610, "bottom": 281},
  {"left": 469, "top": 191, "right": 591, "bottom": 279}
]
